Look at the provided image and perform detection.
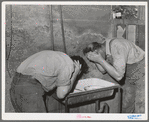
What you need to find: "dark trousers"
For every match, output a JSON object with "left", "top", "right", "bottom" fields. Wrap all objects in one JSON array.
[
  {"left": 10, "top": 72, "right": 47, "bottom": 112},
  {"left": 122, "top": 58, "right": 145, "bottom": 113}
]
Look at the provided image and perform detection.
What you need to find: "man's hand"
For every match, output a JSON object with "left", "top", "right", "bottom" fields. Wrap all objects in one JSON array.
[
  {"left": 87, "top": 52, "right": 103, "bottom": 62},
  {"left": 74, "top": 60, "right": 82, "bottom": 75},
  {"left": 106, "top": 54, "right": 113, "bottom": 65}
]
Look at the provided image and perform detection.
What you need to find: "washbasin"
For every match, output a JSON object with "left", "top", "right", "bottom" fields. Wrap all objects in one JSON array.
[
  {"left": 52, "top": 78, "right": 121, "bottom": 112},
  {"left": 73, "top": 78, "right": 116, "bottom": 93},
  {"left": 52, "top": 78, "right": 120, "bottom": 107}
]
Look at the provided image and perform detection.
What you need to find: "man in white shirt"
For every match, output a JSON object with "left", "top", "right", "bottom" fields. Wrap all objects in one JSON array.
[
  {"left": 10, "top": 50, "right": 88, "bottom": 112},
  {"left": 83, "top": 38, "right": 145, "bottom": 113}
]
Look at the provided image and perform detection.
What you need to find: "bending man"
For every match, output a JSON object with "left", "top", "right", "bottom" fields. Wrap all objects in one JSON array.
[
  {"left": 83, "top": 38, "right": 145, "bottom": 113},
  {"left": 10, "top": 50, "right": 88, "bottom": 112}
]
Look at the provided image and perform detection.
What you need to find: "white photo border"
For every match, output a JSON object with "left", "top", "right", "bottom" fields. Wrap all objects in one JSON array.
[{"left": 1, "top": 1, "right": 148, "bottom": 120}]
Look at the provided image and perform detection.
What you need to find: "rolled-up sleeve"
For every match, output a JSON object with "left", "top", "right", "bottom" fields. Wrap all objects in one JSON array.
[{"left": 111, "top": 42, "right": 128, "bottom": 78}]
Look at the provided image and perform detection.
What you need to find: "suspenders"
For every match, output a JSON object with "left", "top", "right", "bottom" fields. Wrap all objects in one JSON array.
[
  {"left": 109, "top": 38, "right": 116, "bottom": 54},
  {"left": 106, "top": 38, "right": 116, "bottom": 65}
]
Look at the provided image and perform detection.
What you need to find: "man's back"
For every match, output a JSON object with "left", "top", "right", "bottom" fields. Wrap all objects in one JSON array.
[
  {"left": 111, "top": 38, "right": 145, "bottom": 64},
  {"left": 17, "top": 50, "right": 74, "bottom": 91}
]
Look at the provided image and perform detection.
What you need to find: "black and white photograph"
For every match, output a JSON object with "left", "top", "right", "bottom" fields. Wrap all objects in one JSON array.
[{"left": 1, "top": 1, "right": 148, "bottom": 120}]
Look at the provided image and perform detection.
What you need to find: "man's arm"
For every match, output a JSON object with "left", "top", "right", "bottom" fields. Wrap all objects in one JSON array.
[
  {"left": 94, "top": 54, "right": 113, "bottom": 74},
  {"left": 56, "top": 70, "right": 79, "bottom": 99},
  {"left": 95, "top": 58, "right": 123, "bottom": 81},
  {"left": 87, "top": 52, "right": 126, "bottom": 81},
  {"left": 95, "top": 63, "right": 106, "bottom": 74},
  {"left": 56, "top": 60, "right": 81, "bottom": 99},
  {"left": 87, "top": 41, "right": 127, "bottom": 82},
  {"left": 56, "top": 86, "right": 70, "bottom": 99}
]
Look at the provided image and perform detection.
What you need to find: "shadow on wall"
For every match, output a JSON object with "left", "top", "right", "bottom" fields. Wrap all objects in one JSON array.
[
  {"left": 5, "top": 5, "right": 113, "bottom": 112},
  {"left": 65, "top": 30, "right": 106, "bottom": 80},
  {"left": 6, "top": 30, "right": 117, "bottom": 113}
]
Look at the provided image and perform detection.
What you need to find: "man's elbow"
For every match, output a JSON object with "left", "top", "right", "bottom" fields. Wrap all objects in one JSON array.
[
  {"left": 57, "top": 93, "right": 66, "bottom": 99},
  {"left": 115, "top": 75, "right": 123, "bottom": 81},
  {"left": 56, "top": 89, "right": 69, "bottom": 99}
]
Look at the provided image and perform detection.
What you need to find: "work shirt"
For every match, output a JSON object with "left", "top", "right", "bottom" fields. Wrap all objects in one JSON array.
[
  {"left": 17, "top": 50, "right": 75, "bottom": 92},
  {"left": 106, "top": 38, "right": 145, "bottom": 78}
]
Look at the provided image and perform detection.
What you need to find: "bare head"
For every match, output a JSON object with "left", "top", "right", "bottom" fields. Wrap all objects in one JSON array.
[
  {"left": 70, "top": 55, "right": 89, "bottom": 74},
  {"left": 83, "top": 42, "right": 106, "bottom": 59}
]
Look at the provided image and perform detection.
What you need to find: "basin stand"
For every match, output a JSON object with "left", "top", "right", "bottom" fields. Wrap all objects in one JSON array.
[
  {"left": 65, "top": 97, "right": 69, "bottom": 113},
  {"left": 64, "top": 87, "right": 121, "bottom": 113},
  {"left": 95, "top": 101, "right": 109, "bottom": 113},
  {"left": 118, "top": 87, "right": 121, "bottom": 112},
  {"left": 95, "top": 87, "right": 121, "bottom": 113}
]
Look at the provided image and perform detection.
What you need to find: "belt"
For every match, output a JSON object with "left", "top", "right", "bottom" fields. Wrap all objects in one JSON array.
[{"left": 12, "top": 72, "right": 41, "bottom": 86}]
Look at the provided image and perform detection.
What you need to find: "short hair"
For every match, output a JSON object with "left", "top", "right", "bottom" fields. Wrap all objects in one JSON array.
[
  {"left": 83, "top": 42, "right": 102, "bottom": 55},
  {"left": 70, "top": 56, "right": 89, "bottom": 74}
]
